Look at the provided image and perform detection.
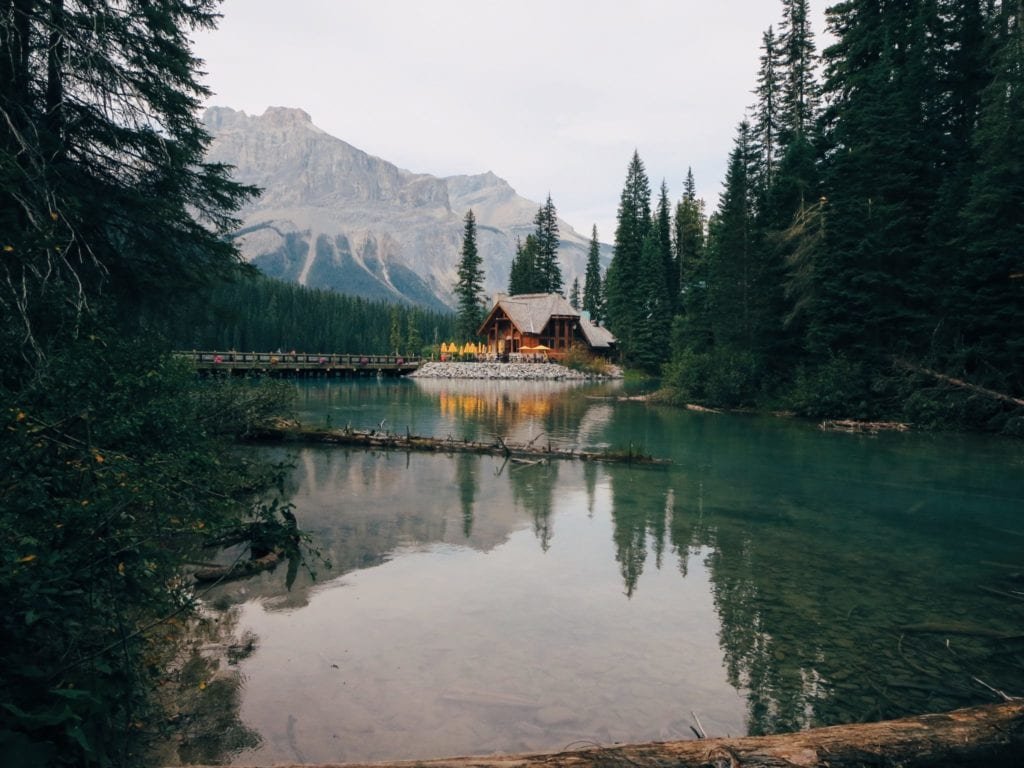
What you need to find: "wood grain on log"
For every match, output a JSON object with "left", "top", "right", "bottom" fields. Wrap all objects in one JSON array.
[{"left": 180, "top": 700, "right": 1024, "bottom": 768}]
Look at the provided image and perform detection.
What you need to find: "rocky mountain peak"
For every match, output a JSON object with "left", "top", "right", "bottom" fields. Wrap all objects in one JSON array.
[{"left": 204, "top": 107, "right": 607, "bottom": 309}]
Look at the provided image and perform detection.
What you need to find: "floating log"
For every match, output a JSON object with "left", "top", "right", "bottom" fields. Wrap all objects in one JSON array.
[
  {"left": 820, "top": 418, "right": 910, "bottom": 433},
  {"left": 185, "top": 700, "right": 1024, "bottom": 768},
  {"left": 246, "top": 425, "right": 671, "bottom": 466}
]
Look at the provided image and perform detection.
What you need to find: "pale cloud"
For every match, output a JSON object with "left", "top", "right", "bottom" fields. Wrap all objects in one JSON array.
[{"left": 193, "top": 0, "right": 830, "bottom": 243}]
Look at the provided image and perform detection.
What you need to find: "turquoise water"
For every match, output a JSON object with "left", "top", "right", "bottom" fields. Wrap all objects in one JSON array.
[{"left": 199, "top": 378, "right": 1024, "bottom": 764}]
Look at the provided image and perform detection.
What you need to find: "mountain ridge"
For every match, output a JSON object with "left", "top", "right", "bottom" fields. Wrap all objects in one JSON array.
[{"left": 204, "top": 106, "right": 605, "bottom": 309}]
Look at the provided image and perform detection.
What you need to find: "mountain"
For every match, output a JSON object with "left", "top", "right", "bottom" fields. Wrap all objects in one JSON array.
[{"left": 203, "top": 107, "right": 606, "bottom": 310}]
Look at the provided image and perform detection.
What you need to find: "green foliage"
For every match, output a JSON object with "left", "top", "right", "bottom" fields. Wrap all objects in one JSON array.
[
  {"left": 662, "top": 346, "right": 762, "bottom": 409},
  {"left": 0, "top": 333, "right": 295, "bottom": 766},
  {"left": 657, "top": 0, "right": 1023, "bottom": 431},
  {"left": 606, "top": 150, "right": 652, "bottom": 363},
  {"left": 454, "top": 209, "right": 486, "bottom": 341},
  {"left": 582, "top": 225, "right": 604, "bottom": 322},
  {"left": 533, "top": 195, "right": 564, "bottom": 295},
  {"left": 785, "top": 354, "right": 872, "bottom": 419},
  {"left": 165, "top": 273, "right": 454, "bottom": 354},
  {"left": 0, "top": 0, "right": 257, "bottom": 354}
]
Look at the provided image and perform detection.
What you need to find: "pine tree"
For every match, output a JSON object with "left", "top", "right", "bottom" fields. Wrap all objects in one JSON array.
[
  {"left": 406, "top": 312, "right": 423, "bottom": 356},
  {"left": 533, "top": 194, "right": 563, "bottom": 294},
  {"left": 454, "top": 209, "right": 485, "bottom": 340},
  {"left": 778, "top": 0, "right": 819, "bottom": 145},
  {"left": 509, "top": 234, "right": 543, "bottom": 295},
  {"left": 673, "top": 169, "right": 710, "bottom": 349},
  {"left": 655, "top": 179, "right": 677, "bottom": 313},
  {"left": 0, "top": 0, "right": 257, "bottom": 363},
  {"left": 606, "top": 150, "right": 652, "bottom": 362},
  {"left": 582, "top": 225, "right": 604, "bottom": 322},
  {"left": 389, "top": 305, "right": 403, "bottom": 354},
  {"left": 752, "top": 26, "right": 782, "bottom": 189},
  {"left": 569, "top": 277, "right": 581, "bottom": 310},
  {"left": 634, "top": 229, "right": 672, "bottom": 372},
  {"left": 811, "top": 0, "right": 943, "bottom": 358},
  {"left": 954, "top": 0, "right": 1024, "bottom": 394},
  {"left": 708, "top": 122, "right": 761, "bottom": 353}
]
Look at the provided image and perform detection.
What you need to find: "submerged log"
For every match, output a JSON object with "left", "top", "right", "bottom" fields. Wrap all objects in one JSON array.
[
  {"left": 193, "top": 547, "right": 284, "bottom": 583},
  {"left": 820, "top": 418, "right": 910, "bottom": 433},
  {"left": 202, "top": 701, "right": 1023, "bottom": 768},
  {"left": 246, "top": 425, "right": 672, "bottom": 466}
]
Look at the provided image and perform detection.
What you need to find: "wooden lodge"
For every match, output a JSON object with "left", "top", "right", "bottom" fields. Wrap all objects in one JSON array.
[{"left": 477, "top": 293, "right": 616, "bottom": 359}]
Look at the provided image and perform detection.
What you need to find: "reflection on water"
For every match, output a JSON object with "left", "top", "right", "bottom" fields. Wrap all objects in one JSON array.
[{"left": 189, "top": 379, "right": 1024, "bottom": 765}]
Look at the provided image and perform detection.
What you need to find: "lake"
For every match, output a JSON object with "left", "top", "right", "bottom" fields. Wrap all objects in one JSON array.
[{"left": 189, "top": 376, "right": 1024, "bottom": 765}]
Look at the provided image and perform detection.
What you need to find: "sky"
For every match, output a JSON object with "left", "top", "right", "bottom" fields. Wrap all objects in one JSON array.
[{"left": 192, "top": 0, "right": 830, "bottom": 243}]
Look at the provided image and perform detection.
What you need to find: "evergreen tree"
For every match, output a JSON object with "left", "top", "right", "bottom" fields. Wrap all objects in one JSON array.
[
  {"left": 605, "top": 150, "right": 652, "bottom": 362},
  {"left": 508, "top": 234, "right": 543, "bottom": 295},
  {"left": 454, "top": 209, "right": 485, "bottom": 340},
  {"left": 533, "top": 194, "right": 563, "bottom": 294},
  {"left": 569, "top": 277, "right": 581, "bottom": 310},
  {"left": 954, "top": 0, "right": 1024, "bottom": 394},
  {"left": 582, "top": 225, "right": 604, "bottom": 322},
  {"left": 389, "top": 305, "right": 403, "bottom": 354},
  {"left": 752, "top": 26, "right": 782, "bottom": 189},
  {"left": 811, "top": 0, "right": 942, "bottom": 358},
  {"left": 655, "top": 179, "right": 677, "bottom": 313},
  {"left": 778, "top": 0, "right": 819, "bottom": 145},
  {"left": 708, "top": 122, "right": 760, "bottom": 352},
  {"left": 633, "top": 229, "right": 672, "bottom": 372},
  {"left": 0, "top": 0, "right": 257, "bottom": 361},
  {"left": 406, "top": 312, "right": 423, "bottom": 356},
  {"left": 673, "top": 169, "right": 710, "bottom": 349}
]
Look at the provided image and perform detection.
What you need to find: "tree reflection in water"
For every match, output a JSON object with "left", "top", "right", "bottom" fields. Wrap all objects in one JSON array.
[{"left": 182, "top": 379, "right": 1024, "bottom": 762}]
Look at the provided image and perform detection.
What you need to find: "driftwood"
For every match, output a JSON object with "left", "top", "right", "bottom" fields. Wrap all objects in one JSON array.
[
  {"left": 246, "top": 425, "right": 671, "bottom": 466},
  {"left": 184, "top": 700, "right": 1024, "bottom": 768},
  {"left": 820, "top": 418, "right": 910, "bottom": 433}
]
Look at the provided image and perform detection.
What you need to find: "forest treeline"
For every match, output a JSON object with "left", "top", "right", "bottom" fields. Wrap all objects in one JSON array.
[
  {"left": 168, "top": 274, "right": 455, "bottom": 355},
  {"left": 601, "top": 0, "right": 1022, "bottom": 434}
]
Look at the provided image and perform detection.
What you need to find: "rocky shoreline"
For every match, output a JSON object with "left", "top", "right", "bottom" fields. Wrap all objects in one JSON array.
[{"left": 410, "top": 361, "right": 620, "bottom": 381}]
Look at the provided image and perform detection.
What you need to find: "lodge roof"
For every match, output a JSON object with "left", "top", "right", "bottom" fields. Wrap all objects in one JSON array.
[
  {"left": 578, "top": 316, "right": 615, "bottom": 349},
  {"left": 477, "top": 292, "right": 616, "bottom": 350},
  {"left": 480, "top": 292, "right": 579, "bottom": 336}
]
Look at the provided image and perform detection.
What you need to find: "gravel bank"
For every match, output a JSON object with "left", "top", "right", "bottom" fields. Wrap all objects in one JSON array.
[{"left": 410, "top": 361, "right": 620, "bottom": 381}]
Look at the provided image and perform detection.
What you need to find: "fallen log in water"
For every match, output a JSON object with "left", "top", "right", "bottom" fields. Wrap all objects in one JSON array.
[
  {"left": 246, "top": 424, "right": 672, "bottom": 466},
  {"left": 182, "top": 700, "right": 1024, "bottom": 768},
  {"left": 192, "top": 547, "right": 284, "bottom": 583},
  {"left": 820, "top": 418, "right": 910, "bottom": 433}
]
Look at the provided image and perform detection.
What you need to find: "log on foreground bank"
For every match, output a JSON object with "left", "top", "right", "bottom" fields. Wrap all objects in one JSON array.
[
  {"left": 185, "top": 700, "right": 1023, "bottom": 768},
  {"left": 246, "top": 424, "right": 671, "bottom": 466}
]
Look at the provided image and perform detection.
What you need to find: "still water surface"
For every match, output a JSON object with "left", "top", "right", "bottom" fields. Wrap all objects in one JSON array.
[{"left": 200, "top": 377, "right": 1024, "bottom": 764}]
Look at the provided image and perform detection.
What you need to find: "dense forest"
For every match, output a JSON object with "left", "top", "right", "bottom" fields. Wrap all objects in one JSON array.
[
  {"left": 168, "top": 274, "right": 456, "bottom": 356},
  {"left": 602, "top": 0, "right": 1023, "bottom": 434},
  {"left": 0, "top": 3, "right": 301, "bottom": 765}
]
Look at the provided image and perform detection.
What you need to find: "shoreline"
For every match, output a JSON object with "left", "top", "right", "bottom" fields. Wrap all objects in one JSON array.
[{"left": 410, "top": 361, "right": 621, "bottom": 381}]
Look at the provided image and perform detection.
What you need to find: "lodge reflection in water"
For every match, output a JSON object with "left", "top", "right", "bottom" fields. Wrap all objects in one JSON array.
[{"left": 197, "top": 380, "right": 1024, "bottom": 765}]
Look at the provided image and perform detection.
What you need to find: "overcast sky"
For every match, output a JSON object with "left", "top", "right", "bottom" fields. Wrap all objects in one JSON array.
[{"left": 192, "top": 0, "right": 830, "bottom": 242}]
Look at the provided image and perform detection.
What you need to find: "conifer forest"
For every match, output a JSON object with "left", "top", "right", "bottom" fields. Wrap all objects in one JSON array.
[
  {"left": 603, "top": 0, "right": 1022, "bottom": 435},
  {"left": 0, "top": 1, "right": 1022, "bottom": 766}
]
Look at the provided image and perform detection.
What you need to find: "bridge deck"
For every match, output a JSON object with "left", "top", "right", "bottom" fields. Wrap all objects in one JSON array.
[{"left": 178, "top": 351, "right": 422, "bottom": 377}]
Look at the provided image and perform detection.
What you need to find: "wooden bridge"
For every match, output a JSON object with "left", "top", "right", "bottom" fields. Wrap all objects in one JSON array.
[{"left": 178, "top": 350, "right": 422, "bottom": 377}]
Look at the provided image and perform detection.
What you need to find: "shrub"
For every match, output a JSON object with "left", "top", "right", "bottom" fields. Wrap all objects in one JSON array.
[{"left": 0, "top": 332, "right": 295, "bottom": 766}]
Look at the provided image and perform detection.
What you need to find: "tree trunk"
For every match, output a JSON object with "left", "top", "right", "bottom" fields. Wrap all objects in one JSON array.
[{"left": 190, "top": 700, "right": 1024, "bottom": 768}]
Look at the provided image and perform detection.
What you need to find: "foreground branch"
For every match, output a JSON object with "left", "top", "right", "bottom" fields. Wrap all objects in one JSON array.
[{"left": 186, "top": 700, "right": 1024, "bottom": 768}]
